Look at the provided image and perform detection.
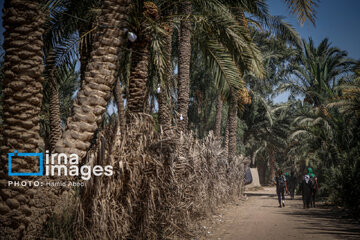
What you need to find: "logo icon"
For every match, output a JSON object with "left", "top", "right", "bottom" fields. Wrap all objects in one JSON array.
[{"left": 8, "top": 150, "right": 43, "bottom": 176}]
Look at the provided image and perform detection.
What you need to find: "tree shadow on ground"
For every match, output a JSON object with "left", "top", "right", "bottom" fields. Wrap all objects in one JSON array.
[
  {"left": 246, "top": 192, "right": 277, "bottom": 198},
  {"left": 282, "top": 205, "right": 360, "bottom": 240}
]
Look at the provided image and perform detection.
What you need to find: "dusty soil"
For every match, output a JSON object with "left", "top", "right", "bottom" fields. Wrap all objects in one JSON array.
[{"left": 199, "top": 187, "right": 360, "bottom": 240}]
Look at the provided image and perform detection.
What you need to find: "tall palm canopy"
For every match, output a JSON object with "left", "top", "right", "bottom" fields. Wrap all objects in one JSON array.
[
  {"left": 279, "top": 38, "right": 356, "bottom": 106},
  {"left": 2, "top": 0, "right": 360, "bottom": 238}
]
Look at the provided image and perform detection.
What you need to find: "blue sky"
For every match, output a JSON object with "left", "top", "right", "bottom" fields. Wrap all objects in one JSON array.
[
  {"left": 269, "top": 0, "right": 360, "bottom": 59},
  {"left": 269, "top": 0, "right": 360, "bottom": 103}
]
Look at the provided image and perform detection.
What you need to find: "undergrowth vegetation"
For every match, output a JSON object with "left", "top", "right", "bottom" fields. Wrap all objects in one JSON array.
[{"left": 43, "top": 114, "right": 250, "bottom": 239}]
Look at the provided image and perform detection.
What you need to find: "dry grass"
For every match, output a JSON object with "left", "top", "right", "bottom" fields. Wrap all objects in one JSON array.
[{"left": 68, "top": 113, "right": 249, "bottom": 239}]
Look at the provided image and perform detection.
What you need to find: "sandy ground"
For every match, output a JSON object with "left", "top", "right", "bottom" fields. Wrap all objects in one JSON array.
[{"left": 200, "top": 187, "right": 360, "bottom": 240}]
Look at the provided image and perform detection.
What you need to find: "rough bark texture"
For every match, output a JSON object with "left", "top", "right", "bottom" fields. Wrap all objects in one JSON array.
[
  {"left": 143, "top": 88, "right": 150, "bottom": 112},
  {"left": 114, "top": 78, "right": 126, "bottom": 132},
  {"left": 0, "top": 1, "right": 45, "bottom": 238},
  {"left": 29, "top": 1, "right": 130, "bottom": 236},
  {"left": 127, "top": 2, "right": 158, "bottom": 113},
  {"left": 49, "top": 74, "right": 62, "bottom": 152},
  {"left": 26, "top": 0, "right": 130, "bottom": 238},
  {"left": 54, "top": 0, "right": 131, "bottom": 159},
  {"left": 177, "top": 1, "right": 192, "bottom": 131},
  {"left": 45, "top": 49, "right": 62, "bottom": 152},
  {"left": 157, "top": 88, "right": 171, "bottom": 131},
  {"left": 127, "top": 40, "right": 149, "bottom": 113},
  {"left": 215, "top": 95, "right": 223, "bottom": 137},
  {"left": 227, "top": 102, "right": 238, "bottom": 162},
  {"left": 157, "top": 23, "right": 173, "bottom": 131}
]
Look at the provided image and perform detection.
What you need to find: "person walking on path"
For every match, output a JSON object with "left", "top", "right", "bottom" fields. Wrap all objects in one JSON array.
[
  {"left": 301, "top": 172, "right": 313, "bottom": 208},
  {"left": 307, "top": 167, "right": 319, "bottom": 207},
  {"left": 287, "top": 171, "right": 296, "bottom": 200},
  {"left": 274, "top": 169, "right": 288, "bottom": 208}
]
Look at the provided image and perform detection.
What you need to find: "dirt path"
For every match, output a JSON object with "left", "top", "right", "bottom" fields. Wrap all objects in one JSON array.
[{"left": 203, "top": 187, "right": 360, "bottom": 240}]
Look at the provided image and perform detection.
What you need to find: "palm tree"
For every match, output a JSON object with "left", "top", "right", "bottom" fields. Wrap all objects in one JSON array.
[
  {"left": 242, "top": 93, "right": 293, "bottom": 181},
  {"left": 156, "top": 0, "right": 302, "bottom": 135},
  {"left": 264, "top": 104, "right": 292, "bottom": 180},
  {"left": 156, "top": 3, "right": 173, "bottom": 131},
  {"left": 214, "top": 95, "right": 223, "bottom": 137},
  {"left": 0, "top": 0, "right": 46, "bottom": 238},
  {"left": 279, "top": 38, "right": 356, "bottom": 106},
  {"left": 179, "top": 0, "right": 304, "bottom": 143},
  {"left": 247, "top": 31, "right": 299, "bottom": 99},
  {"left": 0, "top": 62, "right": 3, "bottom": 128},
  {"left": 46, "top": 49, "right": 62, "bottom": 152},
  {"left": 227, "top": 96, "right": 238, "bottom": 161},
  {"left": 54, "top": 0, "right": 131, "bottom": 159},
  {"left": 127, "top": 2, "right": 160, "bottom": 113},
  {"left": 49, "top": 0, "right": 100, "bottom": 83},
  {"left": 192, "top": 1, "right": 263, "bottom": 156},
  {"left": 289, "top": 103, "right": 338, "bottom": 167},
  {"left": 186, "top": 0, "right": 305, "bottom": 164},
  {"left": 20, "top": 0, "right": 131, "bottom": 236},
  {"left": 288, "top": 75, "right": 360, "bottom": 214},
  {"left": 177, "top": 1, "right": 192, "bottom": 131},
  {"left": 41, "top": 56, "right": 79, "bottom": 152},
  {"left": 283, "top": 0, "right": 319, "bottom": 25},
  {"left": 328, "top": 70, "right": 360, "bottom": 116}
]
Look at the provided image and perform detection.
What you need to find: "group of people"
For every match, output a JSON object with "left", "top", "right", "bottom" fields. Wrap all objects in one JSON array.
[{"left": 273, "top": 168, "right": 318, "bottom": 208}]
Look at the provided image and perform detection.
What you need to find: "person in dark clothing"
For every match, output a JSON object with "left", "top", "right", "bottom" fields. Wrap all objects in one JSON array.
[
  {"left": 273, "top": 169, "right": 288, "bottom": 208},
  {"left": 301, "top": 173, "right": 313, "bottom": 208},
  {"left": 307, "top": 168, "right": 319, "bottom": 207},
  {"left": 288, "top": 170, "right": 296, "bottom": 200}
]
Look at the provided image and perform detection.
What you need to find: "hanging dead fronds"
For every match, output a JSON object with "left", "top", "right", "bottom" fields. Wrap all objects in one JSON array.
[{"left": 70, "top": 114, "right": 248, "bottom": 239}]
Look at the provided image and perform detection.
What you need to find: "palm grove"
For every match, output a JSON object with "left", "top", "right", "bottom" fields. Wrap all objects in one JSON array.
[{"left": 0, "top": 0, "right": 359, "bottom": 239}]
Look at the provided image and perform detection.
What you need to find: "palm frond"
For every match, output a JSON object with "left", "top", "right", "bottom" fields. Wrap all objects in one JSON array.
[
  {"left": 284, "top": 0, "right": 319, "bottom": 26},
  {"left": 196, "top": 39, "right": 244, "bottom": 100}
]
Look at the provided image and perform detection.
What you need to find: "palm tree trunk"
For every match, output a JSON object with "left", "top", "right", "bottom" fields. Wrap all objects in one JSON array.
[
  {"left": 127, "top": 40, "right": 149, "bottom": 113},
  {"left": 46, "top": 48, "right": 62, "bottom": 152},
  {"left": 227, "top": 101, "right": 238, "bottom": 162},
  {"left": 177, "top": 1, "right": 192, "bottom": 131},
  {"left": 0, "top": 1, "right": 46, "bottom": 238},
  {"left": 215, "top": 94, "right": 223, "bottom": 137},
  {"left": 27, "top": 1, "right": 131, "bottom": 238},
  {"left": 157, "top": 17, "right": 173, "bottom": 131},
  {"left": 114, "top": 78, "right": 126, "bottom": 132},
  {"left": 127, "top": 3, "right": 159, "bottom": 113},
  {"left": 49, "top": 72, "right": 62, "bottom": 152},
  {"left": 24, "top": 1, "right": 131, "bottom": 237},
  {"left": 269, "top": 146, "right": 276, "bottom": 182},
  {"left": 157, "top": 88, "right": 171, "bottom": 130},
  {"left": 54, "top": 0, "right": 131, "bottom": 159}
]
